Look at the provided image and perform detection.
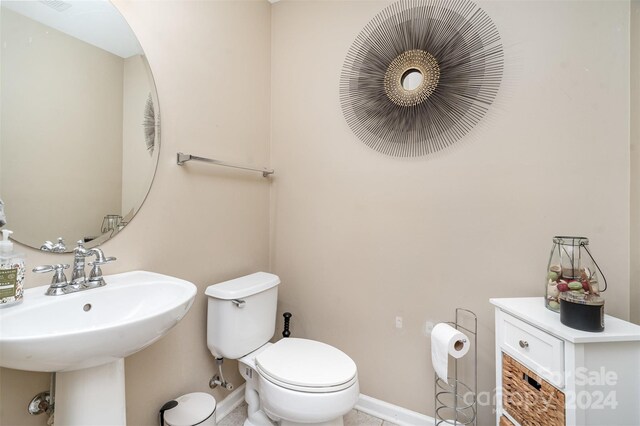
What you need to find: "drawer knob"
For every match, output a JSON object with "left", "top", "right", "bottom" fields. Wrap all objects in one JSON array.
[{"left": 519, "top": 340, "right": 529, "bottom": 349}]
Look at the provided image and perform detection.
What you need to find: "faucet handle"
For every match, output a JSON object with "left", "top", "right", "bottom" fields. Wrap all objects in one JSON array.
[
  {"left": 33, "top": 263, "right": 69, "bottom": 275},
  {"left": 39, "top": 241, "right": 54, "bottom": 251},
  {"left": 33, "top": 264, "right": 70, "bottom": 294},
  {"left": 89, "top": 256, "right": 116, "bottom": 266},
  {"left": 33, "top": 265, "right": 56, "bottom": 274},
  {"left": 86, "top": 256, "right": 115, "bottom": 288}
]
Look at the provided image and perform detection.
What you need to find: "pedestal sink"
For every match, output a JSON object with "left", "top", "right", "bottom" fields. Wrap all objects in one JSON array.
[{"left": 0, "top": 271, "right": 197, "bottom": 425}]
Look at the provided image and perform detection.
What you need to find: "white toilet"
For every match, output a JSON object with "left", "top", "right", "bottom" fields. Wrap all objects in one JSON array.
[{"left": 206, "top": 272, "right": 359, "bottom": 426}]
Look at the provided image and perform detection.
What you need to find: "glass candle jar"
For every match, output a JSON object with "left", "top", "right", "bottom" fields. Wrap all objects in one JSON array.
[{"left": 545, "top": 236, "right": 605, "bottom": 312}]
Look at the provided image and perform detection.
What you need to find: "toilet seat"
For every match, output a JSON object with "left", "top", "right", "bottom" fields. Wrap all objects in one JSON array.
[{"left": 255, "top": 338, "right": 357, "bottom": 393}]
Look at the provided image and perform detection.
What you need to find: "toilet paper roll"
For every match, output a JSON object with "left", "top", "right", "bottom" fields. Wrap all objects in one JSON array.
[{"left": 431, "top": 323, "right": 470, "bottom": 384}]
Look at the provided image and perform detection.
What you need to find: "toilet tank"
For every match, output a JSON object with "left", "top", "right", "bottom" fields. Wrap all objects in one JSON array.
[{"left": 205, "top": 272, "right": 280, "bottom": 359}]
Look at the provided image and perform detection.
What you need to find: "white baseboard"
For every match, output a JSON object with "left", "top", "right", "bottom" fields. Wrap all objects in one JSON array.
[
  {"left": 354, "top": 394, "right": 435, "bottom": 426},
  {"left": 215, "top": 383, "right": 246, "bottom": 422},
  {"left": 216, "top": 385, "right": 435, "bottom": 426}
]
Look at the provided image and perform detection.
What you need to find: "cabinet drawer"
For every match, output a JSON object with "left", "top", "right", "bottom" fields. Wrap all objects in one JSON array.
[
  {"left": 502, "top": 353, "right": 565, "bottom": 426},
  {"left": 498, "top": 311, "right": 564, "bottom": 388},
  {"left": 499, "top": 415, "right": 515, "bottom": 426}
]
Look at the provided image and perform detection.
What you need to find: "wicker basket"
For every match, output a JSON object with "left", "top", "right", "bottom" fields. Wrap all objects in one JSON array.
[
  {"left": 499, "top": 415, "right": 515, "bottom": 426},
  {"left": 502, "top": 353, "right": 565, "bottom": 425}
]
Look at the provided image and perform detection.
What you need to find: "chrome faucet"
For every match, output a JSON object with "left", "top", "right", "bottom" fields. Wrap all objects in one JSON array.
[
  {"left": 34, "top": 241, "right": 116, "bottom": 296},
  {"left": 40, "top": 237, "right": 66, "bottom": 253},
  {"left": 70, "top": 240, "right": 89, "bottom": 290}
]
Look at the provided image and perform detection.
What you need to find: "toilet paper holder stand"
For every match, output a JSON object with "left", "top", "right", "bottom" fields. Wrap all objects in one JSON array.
[{"left": 434, "top": 308, "right": 477, "bottom": 426}]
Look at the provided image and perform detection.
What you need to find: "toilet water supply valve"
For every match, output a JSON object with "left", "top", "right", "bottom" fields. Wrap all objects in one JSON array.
[
  {"left": 283, "top": 312, "right": 292, "bottom": 338},
  {"left": 209, "top": 358, "right": 233, "bottom": 391}
]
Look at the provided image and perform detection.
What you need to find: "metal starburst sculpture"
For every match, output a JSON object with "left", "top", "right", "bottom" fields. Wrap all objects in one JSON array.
[
  {"left": 339, "top": 0, "right": 504, "bottom": 157},
  {"left": 143, "top": 93, "right": 157, "bottom": 155}
]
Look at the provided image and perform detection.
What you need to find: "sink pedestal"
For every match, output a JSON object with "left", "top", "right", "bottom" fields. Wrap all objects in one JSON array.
[{"left": 55, "top": 359, "right": 126, "bottom": 425}]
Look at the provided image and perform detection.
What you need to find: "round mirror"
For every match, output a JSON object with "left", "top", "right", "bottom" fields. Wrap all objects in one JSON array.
[
  {"left": 0, "top": 0, "right": 160, "bottom": 252},
  {"left": 401, "top": 69, "right": 423, "bottom": 91}
]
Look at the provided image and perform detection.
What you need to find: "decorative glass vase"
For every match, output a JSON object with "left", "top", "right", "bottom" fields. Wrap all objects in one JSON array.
[
  {"left": 101, "top": 215, "right": 122, "bottom": 234},
  {"left": 545, "top": 236, "right": 606, "bottom": 312}
]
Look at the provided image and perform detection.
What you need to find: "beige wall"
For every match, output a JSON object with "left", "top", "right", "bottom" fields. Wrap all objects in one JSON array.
[
  {"left": 631, "top": 1, "right": 640, "bottom": 325},
  {"left": 0, "top": 1, "right": 272, "bottom": 425},
  {"left": 0, "top": 9, "right": 123, "bottom": 247},
  {"left": 0, "top": 1, "right": 635, "bottom": 425},
  {"left": 270, "top": 0, "right": 630, "bottom": 423}
]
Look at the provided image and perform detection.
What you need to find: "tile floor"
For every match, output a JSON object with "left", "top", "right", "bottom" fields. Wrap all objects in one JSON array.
[{"left": 217, "top": 402, "right": 399, "bottom": 426}]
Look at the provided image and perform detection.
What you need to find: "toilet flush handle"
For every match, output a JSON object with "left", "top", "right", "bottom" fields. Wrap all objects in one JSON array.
[{"left": 232, "top": 299, "right": 246, "bottom": 308}]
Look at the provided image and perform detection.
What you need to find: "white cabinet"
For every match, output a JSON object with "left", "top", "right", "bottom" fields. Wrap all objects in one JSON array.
[{"left": 491, "top": 297, "right": 640, "bottom": 426}]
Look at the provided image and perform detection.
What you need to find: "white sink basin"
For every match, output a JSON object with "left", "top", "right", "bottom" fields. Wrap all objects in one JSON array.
[{"left": 0, "top": 270, "right": 196, "bottom": 372}]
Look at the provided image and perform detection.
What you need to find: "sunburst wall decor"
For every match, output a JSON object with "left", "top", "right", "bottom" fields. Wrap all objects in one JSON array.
[
  {"left": 339, "top": 0, "right": 504, "bottom": 157},
  {"left": 143, "top": 93, "right": 157, "bottom": 155}
]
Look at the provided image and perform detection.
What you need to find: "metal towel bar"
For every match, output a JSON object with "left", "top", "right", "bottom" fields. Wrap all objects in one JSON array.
[{"left": 176, "top": 152, "right": 274, "bottom": 177}]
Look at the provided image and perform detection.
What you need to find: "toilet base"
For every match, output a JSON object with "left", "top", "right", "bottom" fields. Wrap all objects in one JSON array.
[
  {"left": 245, "top": 418, "right": 344, "bottom": 426},
  {"left": 280, "top": 419, "right": 343, "bottom": 426},
  {"left": 243, "top": 418, "right": 269, "bottom": 426},
  {"left": 240, "top": 365, "right": 351, "bottom": 426}
]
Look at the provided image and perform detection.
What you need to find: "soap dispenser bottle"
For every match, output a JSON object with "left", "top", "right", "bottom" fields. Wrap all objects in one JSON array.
[{"left": 0, "top": 230, "right": 25, "bottom": 307}]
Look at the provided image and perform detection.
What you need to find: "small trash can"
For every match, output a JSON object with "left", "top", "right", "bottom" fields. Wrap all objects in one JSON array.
[{"left": 161, "top": 392, "right": 216, "bottom": 426}]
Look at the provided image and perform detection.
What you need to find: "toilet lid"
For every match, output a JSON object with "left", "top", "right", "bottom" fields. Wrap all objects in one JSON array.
[{"left": 256, "top": 338, "right": 357, "bottom": 393}]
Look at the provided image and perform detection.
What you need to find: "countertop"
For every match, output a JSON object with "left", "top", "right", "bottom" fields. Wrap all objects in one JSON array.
[{"left": 490, "top": 297, "right": 640, "bottom": 344}]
